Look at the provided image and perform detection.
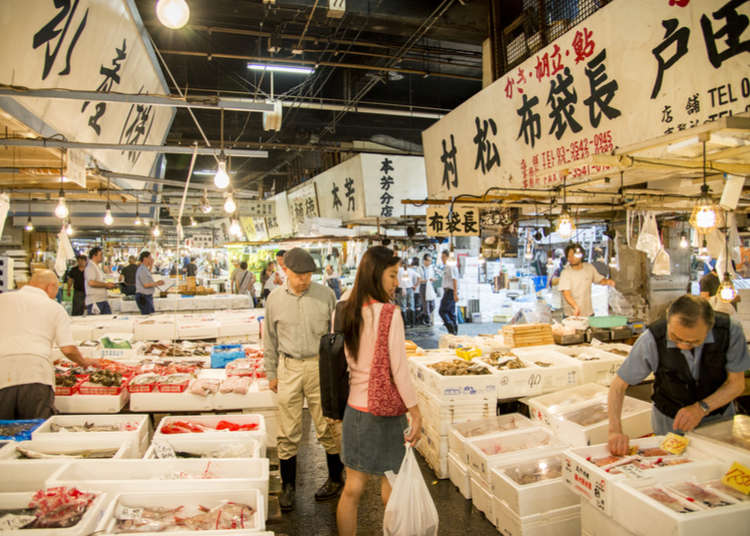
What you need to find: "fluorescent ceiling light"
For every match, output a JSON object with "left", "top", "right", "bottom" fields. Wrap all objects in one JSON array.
[{"left": 247, "top": 63, "right": 314, "bottom": 75}]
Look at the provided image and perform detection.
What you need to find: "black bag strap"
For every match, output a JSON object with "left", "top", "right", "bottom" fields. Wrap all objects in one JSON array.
[{"left": 332, "top": 300, "right": 347, "bottom": 333}]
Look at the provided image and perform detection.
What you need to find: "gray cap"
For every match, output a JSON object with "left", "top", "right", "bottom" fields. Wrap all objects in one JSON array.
[{"left": 283, "top": 247, "right": 317, "bottom": 274}]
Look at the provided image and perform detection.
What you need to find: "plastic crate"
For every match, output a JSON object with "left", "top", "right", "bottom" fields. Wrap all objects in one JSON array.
[
  {"left": 448, "top": 414, "right": 536, "bottom": 466},
  {"left": 156, "top": 380, "right": 190, "bottom": 393},
  {"left": 78, "top": 381, "right": 124, "bottom": 396},
  {"left": 210, "top": 344, "right": 245, "bottom": 368},
  {"left": 0, "top": 491, "right": 109, "bottom": 536},
  {"left": 448, "top": 452, "right": 471, "bottom": 500},
  {"left": 127, "top": 382, "right": 155, "bottom": 394},
  {"left": 54, "top": 383, "right": 80, "bottom": 396}
]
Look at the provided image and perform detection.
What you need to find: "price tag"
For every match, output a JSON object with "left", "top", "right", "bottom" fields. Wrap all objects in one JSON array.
[
  {"left": 456, "top": 347, "right": 481, "bottom": 360},
  {"left": 0, "top": 514, "right": 36, "bottom": 531},
  {"left": 721, "top": 462, "right": 750, "bottom": 495},
  {"left": 660, "top": 433, "right": 689, "bottom": 455},
  {"left": 116, "top": 505, "right": 144, "bottom": 520},
  {"left": 152, "top": 440, "right": 176, "bottom": 459}
]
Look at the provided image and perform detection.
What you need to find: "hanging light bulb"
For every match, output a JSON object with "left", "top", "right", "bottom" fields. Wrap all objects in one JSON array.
[
  {"left": 134, "top": 214, "right": 142, "bottom": 226},
  {"left": 690, "top": 141, "right": 719, "bottom": 233},
  {"left": 200, "top": 189, "right": 213, "bottom": 213},
  {"left": 103, "top": 202, "right": 114, "bottom": 226},
  {"left": 134, "top": 196, "right": 142, "bottom": 225},
  {"left": 556, "top": 211, "right": 575, "bottom": 239},
  {"left": 54, "top": 194, "right": 68, "bottom": 219},
  {"left": 155, "top": 0, "right": 190, "bottom": 29},
  {"left": 679, "top": 233, "right": 689, "bottom": 249},
  {"left": 191, "top": 216, "right": 197, "bottom": 227},
  {"left": 213, "top": 157, "right": 230, "bottom": 189},
  {"left": 65, "top": 219, "right": 74, "bottom": 236},
  {"left": 25, "top": 215, "right": 34, "bottom": 232},
  {"left": 224, "top": 192, "right": 236, "bottom": 214},
  {"left": 718, "top": 274, "right": 737, "bottom": 303},
  {"left": 153, "top": 224, "right": 161, "bottom": 237},
  {"left": 698, "top": 238, "right": 710, "bottom": 260},
  {"left": 229, "top": 218, "right": 242, "bottom": 237}
]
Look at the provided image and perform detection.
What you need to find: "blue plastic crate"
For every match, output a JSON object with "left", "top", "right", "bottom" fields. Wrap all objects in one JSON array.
[
  {"left": 532, "top": 276, "right": 548, "bottom": 292},
  {"left": 211, "top": 344, "right": 245, "bottom": 368},
  {"left": 0, "top": 419, "right": 45, "bottom": 441}
]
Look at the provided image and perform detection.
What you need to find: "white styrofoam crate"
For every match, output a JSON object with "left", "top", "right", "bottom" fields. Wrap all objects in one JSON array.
[
  {"left": 561, "top": 435, "right": 715, "bottom": 516},
  {"left": 413, "top": 358, "right": 498, "bottom": 400},
  {"left": 244, "top": 407, "right": 278, "bottom": 448},
  {"left": 688, "top": 416, "right": 750, "bottom": 467},
  {"left": 71, "top": 323, "right": 94, "bottom": 342},
  {"left": 32, "top": 415, "right": 151, "bottom": 451},
  {"left": 611, "top": 463, "right": 750, "bottom": 536},
  {"left": 417, "top": 388, "right": 494, "bottom": 436},
  {"left": 508, "top": 347, "right": 582, "bottom": 393},
  {"left": 490, "top": 449, "right": 577, "bottom": 517},
  {"left": 419, "top": 421, "right": 448, "bottom": 461},
  {"left": 97, "top": 333, "right": 140, "bottom": 360},
  {"left": 0, "top": 491, "right": 109, "bottom": 536},
  {"left": 0, "top": 461, "right": 71, "bottom": 492},
  {"left": 474, "top": 355, "right": 544, "bottom": 399},
  {"left": 0, "top": 436, "right": 138, "bottom": 460},
  {"left": 415, "top": 431, "right": 448, "bottom": 479},
  {"left": 47, "top": 458, "right": 270, "bottom": 519},
  {"left": 176, "top": 321, "right": 220, "bottom": 339},
  {"left": 128, "top": 390, "right": 214, "bottom": 413},
  {"left": 133, "top": 316, "right": 177, "bottom": 341},
  {"left": 54, "top": 390, "right": 129, "bottom": 414},
  {"left": 155, "top": 414, "right": 266, "bottom": 445},
  {"left": 466, "top": 427, "right": 564, "bottom": 483},
  {"left": 144, "top": 435, "right": 264, "bottom": 460},
  {"left": 92, "top": 316, "right": 136, "bottom": 336},
  {"left": 551, "top": 345, "right": 625, "bottom": 385},
  {"left": 212, "top": 382, "right": 277, "bottom": 411},
  {"left": 99, "top": 489, "right": 265, "bottom": 534},
  {"left": 492, "top": 497, "right": 580, "bottom": 536},
  {"left": 217, "top": 320, "right": 257, "bottom": 338},
  {"left": 448, "top": 414, "right": 536, "bottom": 466},
  {"left": 525, "top": 383, "right": 609, "bottom": 425},
  {"left": 470, "top": 476, "right": 494, "bottom": 520},
  {"left": 580, "top": 498, "right": 638, "bottom": 536},
  {"left": 447, "top": 452, "right": 471, "bottom": 500}
]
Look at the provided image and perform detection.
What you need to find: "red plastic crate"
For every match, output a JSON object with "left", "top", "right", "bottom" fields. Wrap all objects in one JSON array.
[
  {"left": 157, "top": 381, "right": 189, "bottom": 393},
  {"left": 78, "top": 381, "right": 124, "bottom": 395},
  {"left": 128, "top": 382, "right": 155, "bottom": 393},
  {"left": 54, "top": 383, "right": 79, "bottom": 396}
]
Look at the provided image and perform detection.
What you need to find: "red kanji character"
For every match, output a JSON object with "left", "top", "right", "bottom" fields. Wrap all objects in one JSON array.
[
  {"left": 535, "top": 54, "right": 550, "bottom": 81},
  {"left": 520, "top": 158, "right": 528, "bottom": 181},
  {"left": 550, "top": 44, "right": 564, "bottom": 75},
  {"left": 572, "top": 27, "right": 595, "bottom": 64},
  {"left": 516, "top": 67, "right": 527, "bottom": 86},
  {"left": 505, "top": 77, "right": 514, "bottom": 99},
  {"left": 669, "top": 0, "right": 689, "bottom": 6}
]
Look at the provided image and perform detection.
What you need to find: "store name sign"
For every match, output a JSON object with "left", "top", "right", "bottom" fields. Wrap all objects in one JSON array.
[
  {"left": 422, "top": 0, "right": 750, "bottom": 197},
  {"left": 286, "top": 181, "right": 319, "bottom": 232},
  {"left": 426, "top": 204, "right": 479, "bottom": 237}
]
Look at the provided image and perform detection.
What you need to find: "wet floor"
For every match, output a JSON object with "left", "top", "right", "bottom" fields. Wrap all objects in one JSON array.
[{"left": 405, "top": 321, "right": 506, "bottom": 350}]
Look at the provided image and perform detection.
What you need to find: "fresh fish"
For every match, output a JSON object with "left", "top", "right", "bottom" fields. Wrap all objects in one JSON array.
[{"left": 16, "top": 446, "right": 119, "bottom": 459}]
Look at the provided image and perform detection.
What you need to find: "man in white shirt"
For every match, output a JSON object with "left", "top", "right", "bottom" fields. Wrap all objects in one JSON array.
[
  {"left": 418, "top": 253, "right": 437, "bottom": 325},
  {"left": 274, "top": 250, "right": 287, "bottom": 286},
  {"left": 84, "top": 246, "right": 116, "bottom": 315},
  {"left": 439, "top": 250, "right": 460, "bottom": 335},
  {"left": 558, "top": 243, "right": 615, "bottom": 317},
  {"left": 397, "top": 263, "right": 416, "bottom": 327},
  {"left": 0, "top": 270, "right": 95, "bottom": 419}
]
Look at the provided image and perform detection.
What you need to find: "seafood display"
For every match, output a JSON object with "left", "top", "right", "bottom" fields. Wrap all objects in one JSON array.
[
  {"left": 156, "top": 442, "right": 260, "bottom": 459},
  {"left": 13, "top": 446, "right": 120, "bottom": 459},
  {"left": 0, "top": 488, "right": 99, "bottom": 530},
  {"left": 427, "top": 359, "right": 491, "bottom": 376},
  {"left": 219, "top": 376, "right": 251, "bottom": 395},
  {"left": 705, "top": 480, "right": 750, "bottom": 502},
  {"left": 113, "top": 501, "right": 255, "bottom": 533},
  {"left": 667, "top": 482, "right": 735, "bottom": 508},
  {"left": 0, "top": 419, "right": 44, "bottom": 440},
  {"left": 641, "top": 487, "right": 699, "bottom": 513},
  {"left": 561, "top": 403, "right": 609, "bottom": 427},
  {"left": 483, "top": 353, "right": 528, "bottom": 369},
  {"left": 452, "top": 415, "right": 532, "bottom": 439},
  {"left": 534, "top": 361, "right": 552, "bottom": 367},
  {"left": 189, "top": 379, "right": 221, "bottom": 397},
  {"left": 142, "top": 341, "right": 212, "bottom": 358},
  {"left": 504, "top": 457, "right": 563, "bottom": 485},
  {"left": 49, "top": 421, "right": 138, "bottom": 433},
  {"left": 478, "top": 433, "right": 552, "bottom": 456},
  {"left": 159, "top": 419, "right": 260, "bottom": 434},
  {"left": 87, "top": 370, "right": 123, "bottom": 387}
]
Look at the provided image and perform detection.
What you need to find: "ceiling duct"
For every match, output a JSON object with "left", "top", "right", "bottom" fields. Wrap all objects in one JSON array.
[{"left": 370, "top": 134, "right": 423, "bottom": 154}]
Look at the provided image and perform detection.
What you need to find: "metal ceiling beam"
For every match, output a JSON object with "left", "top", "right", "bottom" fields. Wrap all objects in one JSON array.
[
  {"left": 96, "top": 171, "right": 257, "bottom": 194},
  {"left": 0, "top": 139, "right": 268, "bottom": 158},
  {"left": 0, "top": 85, "right": 274, "bottom": 113}
]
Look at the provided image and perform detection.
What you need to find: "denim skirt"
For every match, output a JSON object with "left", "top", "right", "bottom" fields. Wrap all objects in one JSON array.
[{"left": 341, "top": 405, "right": 408, "bottom": 475}]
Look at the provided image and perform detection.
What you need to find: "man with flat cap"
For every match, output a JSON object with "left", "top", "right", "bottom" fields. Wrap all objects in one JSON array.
[{"left": 264, "top": 247, "right": 341, "bottom": 512}]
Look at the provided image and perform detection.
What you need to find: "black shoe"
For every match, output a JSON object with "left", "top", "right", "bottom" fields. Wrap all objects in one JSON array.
[
  {"left": 314, "top": 478, "right": 343, "bottom": 501},
  {"left": 279, "top": 482, "right": 295, "bottom": 511}
]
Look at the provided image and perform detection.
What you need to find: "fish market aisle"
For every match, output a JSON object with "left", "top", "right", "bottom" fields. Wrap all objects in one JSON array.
[{"left": 266, "top": 410, "right": 498, "bottom": 535}]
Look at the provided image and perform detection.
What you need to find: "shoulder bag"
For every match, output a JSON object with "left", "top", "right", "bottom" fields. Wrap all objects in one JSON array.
[
  {"left": 319, "top": 301, "right": 349, "bottom": 420},
  {"left": 368, "top": 303, "right": 408, "bottom": 417}
]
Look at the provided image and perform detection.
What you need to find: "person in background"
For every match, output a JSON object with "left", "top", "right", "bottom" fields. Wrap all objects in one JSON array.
[
  {"left": 396, "top": 262, "right": 415, "bottom": 327},
  {"left": 274, "top": 250, "right": 287, "bottom": 286},
  {"left": 335, "top": 247, "right": 422, "bottom": 536},
  {"left": 608, "top": 295, "right": 750, "bottom": 455},
  {"left": 0, "top": 270, "right": 96, "bottom": 419},
  {"left": 418, "top": 253, "right": 436, "bottom": 326},
  {"left": 558, "top": 243, "right": 615, "bottom": 317},
  {"left": 410, "top": 257, "right": 422, "bottom": 321},
  {"left": 324, "top": 264, "right": 343, "bottom": 300},
  {"left": 66, "top": 255, "right": 87, "bottom": 316},
  {"left": 439, "top": 249, "right": 459, "bottom": 335},
  {"left": 264, "top": 248, "right": 340, "bottom": 512},
  {"left": 135, "top": 251, "right": 165, "bottom": 315},
  {"left": 186, "top": 257, "right": 198, "bottom": 277},
  {"left": 261, "top": 261, "right": 276, "bottom": 303},
  {"left": 591, "top": 247, "right": 609, "bottom": 278},
  {"left": 233, "top": 261, "right": 257, "bottom": 305},
  {"left": 84, "top": 246, "right": 116, "bottom": 315},
  {"left": 229, "top": 260, "right": 241, "bottom": 291},
  {"left": 119, "top": 256, "right": 138, "bottom": 296}
]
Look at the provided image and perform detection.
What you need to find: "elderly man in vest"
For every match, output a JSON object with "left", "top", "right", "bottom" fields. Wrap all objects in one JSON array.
[{"left": 608, "top": 295, "right": 749, "bottom": 455}]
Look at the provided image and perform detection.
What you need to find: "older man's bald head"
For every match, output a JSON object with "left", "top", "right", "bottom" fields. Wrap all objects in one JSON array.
[{"left": 30, "top": 269, "right": 60, "bottom": 299}]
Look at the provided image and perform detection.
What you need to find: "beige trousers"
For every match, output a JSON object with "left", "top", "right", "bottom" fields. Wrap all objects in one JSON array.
[{"left": 276, "top": 354, "right": 341, "bottom": 460}]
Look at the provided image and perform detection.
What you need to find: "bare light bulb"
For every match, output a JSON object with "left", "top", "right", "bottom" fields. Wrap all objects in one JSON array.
[
  {"left": 25, "top": 217, "right": 34, "bottom": 232},
  {"left": 229, "top": 219, "right": 242, "bottom": 237},
  {"left": 156, "top": 0, "right": 189, "bottom": 29},
  {"left": 54, "top": 196, "right": 68, "bottom": 219},
  {"left": 103, "top": 204, "right": 114, "bottom": 226},
  {"left": 134, "top": 215, "right": 142, "bottom": 226},
  {"left": 477, "top": 253, "right": 486, "bottom": 264},
  {"left": 557, "top": 214, "right": 574, "bottom": 238},
  {"left": 679, "top": 234, "right": 689, "bottom": 248},
  {"left": 191, "top": 216, "right": 197, "bottom": 227},
  {"left": 65, "top": 221, "right": 74, "bottom": 236},
  {"left": 719, "top": 276, "right": 737, "bottom": 303},
  {"left": 695, "top": 205, "right": 717, "bottom": 230},
  {"left": 213, "top": 160, "right": 230, "bottom": 189},
  {"left": 224, "top": 195, "right": 236, "bottom": 214},
  {"left": 153, "top": 225, "right": 161, "bottom": 237}
]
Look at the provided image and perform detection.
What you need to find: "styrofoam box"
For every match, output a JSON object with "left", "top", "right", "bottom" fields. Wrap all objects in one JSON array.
[
  {"left": 448, "top": 414, "right": 536, "bottom": 466},
  {"left": 550, "top": 345, "right": 625, "bottom": 385},
  {"left": 97, "top": 333, "right": 141, "bottom": 360},
  {"left": 492, "top": 497, "right": 580, "bottom": 536},
  {"left": 0, "top": 460, "right": 70, "bottom": 492},
  {"left": 155, "top": 414, "right": 266, "bottom": 445},
  {"left": 580, "top": 498, "right": 637, "bottom": 536},
  {"left": 176, "top": 321, "right": 220, "bottom": 339},
  {"left": 99, "top": 489, "right": 265, "bottom": 534},
  {"left": 447, "top": 452, "right": 471, "bottom": 500},
  {"left": 413, "top": 358, "right": 498, "bottom": 401},
  {"left": 474, "top": 356, "right": 544, "bottom": 399},
  {"left": 128, "top": 389, "right": 214, "bottom": 413},
  {"left": 417, "top": 388, "right": 494, "bottom": 436},
  {"left": 561, "top": 435, "right": 715, "bottom": 516},
  {"left": 133, "top": 316, "right": 177, "bottom": 341},
  {"left": 490, "top": 449, "right": 577, "bottom": 517},
  {"left": 419, "top": 421, "right": 448, "bottom": 461},
  {"left": 92, "top": 316, "right": 136, "bottom": 336},
  {"left": 54, "top": 390, "right": 129, "bottom": 414},
  {"left": 470, "top": 476, "right": 494, "bottom": 520},
  {"left": 525, "top": 383, "right": 609, "bottom": 426},
  {"left": 32, "top": 415, "right": 151, "bottom": 453},
  {"left": 416, "top": 435, "right": 448, "bottom": 479},
  {"left": 408, "top": 353, "right": 452, "bottom": 388},
  {"left": 47, "top": 458, "right": 270, "bottom": 519},
  {"left": 612, "top": 462, "right": 750, "bottom": 536},
  {"left": 217, "top": 320, "right": 257, "bottom": 338},
  {"left": 552, "top": 396, "right": 652, "bottom": 447},
  {"left": 0, "top": 491, "right": 109, "bottom": 536},
  {"left": 0, "top": 435, "right": 138, "bottom": 460},
  {"left": 688, "top": 416, "right": 750, "bottom": 467},
  {"left": 144, "top": 435, "right": 264, "bottom": 459},
  {"left": 212, "top": 381, "right": 277, "bottom": 411},
  {"left": 71, "top": 322, "right": 94, "bottom": 342},
  {"left": 466, "top": 427, "right": 564, "bottom": 483},
  {"left": 508, "top": 347, "right": 582, "bottom": 393}
]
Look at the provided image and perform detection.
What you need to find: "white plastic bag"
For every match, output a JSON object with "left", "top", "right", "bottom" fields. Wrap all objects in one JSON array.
[
  {"left": 635, "top": 212, "right": 660, "bottom": 262},
  {"left": 652, "top": 248, "right": 671, "bottom": 276},
  {"left": 383, "top": 446, "right": 439, "bottom": 536}
]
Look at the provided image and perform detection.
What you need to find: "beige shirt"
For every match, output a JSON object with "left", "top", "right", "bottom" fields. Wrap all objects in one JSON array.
[
  {"left": 84, "top": 260, "right": 108, "bottom": 305},
  {"left": 263, "top": 281, "right": 336, "bottom": 380},
  {"left": 0, "top": 286, "right": 74, "bottom": 389},
  {"left": 558, "top": 262, "right": 604, "bottom": 317}
]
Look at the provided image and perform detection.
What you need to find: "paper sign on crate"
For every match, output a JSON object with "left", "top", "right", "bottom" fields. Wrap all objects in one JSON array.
[
  {"left": 722, "top": 461, "right": 750, "bottom": 495},
  {"left": 660, "top": 433, "right": 689, "bottom": 455}
]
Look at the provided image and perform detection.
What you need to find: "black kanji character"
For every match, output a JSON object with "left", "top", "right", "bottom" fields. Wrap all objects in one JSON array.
[
  {"left": 516, "top": 94, "right": 541, "bottom": 148},
  {"left": 331, "top": 182, "right": 342, "bottom": 210},
  {"left": 440, "top": 135, "right": 459, "bottom": 190},
  {"left": 651, "top": 19, "right": 689, "bottom": 99},
  {"left": 345, "top": 177, "right": 356, "bottom": 211},
  {"left": 547, "top": 67, "right": 582, "bottom": 140},
  {"left": 32, "top": 0, "right": 89, "bottom": 80},
  {"left": 582, "top": 49, "right": 621, "bottom": 128},
  {"left": 305, "top": 197, "right": 316, "bottom": 217},
  {"left": 463, "top": 211, "right": 478, "bottom": 234},
  {"left": 701, "top": 0, "right": 750, "bottom": 68},
  {"left": 472, "top": 116, "right": 501, "bottom": 174},
  {"left": 446, "top": 211, "right": 462, "bottom": 234},
  {"left": 380, "top": 157, "right": 394, "bottom": 174},
  {"left": 686, "top": 93, "right": 700, "bottom": 114},
  {"left": 662, "top": 105, "right": 673, "bottom": 123},
  {"left": 428, "top": 212, "right": 444, "bottom": 234},
  {"left": 380, "top": 175, "right": 394, "bottom": 191},
  {"left": 119, "top": 94, "right": 155, "bottom": 165}
]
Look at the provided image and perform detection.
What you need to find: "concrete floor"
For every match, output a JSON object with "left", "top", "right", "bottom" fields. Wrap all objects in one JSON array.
[{"left": 405, "top": 321, "right": 506, "bottom": 350}]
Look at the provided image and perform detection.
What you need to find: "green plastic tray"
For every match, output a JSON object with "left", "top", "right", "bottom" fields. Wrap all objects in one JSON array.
[{"left": 588, "top": 315, "right": 628, "bottom": 328}]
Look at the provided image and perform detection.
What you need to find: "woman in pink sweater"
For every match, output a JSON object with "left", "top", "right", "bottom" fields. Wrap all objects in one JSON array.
[{"left": 336, "top": 246, "right": 423, "bottom": 536}]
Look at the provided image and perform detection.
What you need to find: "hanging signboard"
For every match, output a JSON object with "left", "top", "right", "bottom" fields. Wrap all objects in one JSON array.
[
  {"left": 286, "top": 181, "right": 320, "bottom": 232},
  {"left": 239, "top": 216, "right": 256, "bottom": 241},
  {"left": 422, "top": 0, "right": 750, "bottom": 198},
  {"left": 267, "top": 191, "right": 292, "bottom": 238},
  {"left": 0, "top": 0, "right": 174, "bottom": 181},
  {"left": 64, "top": 150, "right": 87, "bottom": 188},
  {"left": 253, "top": 218, "right": 269, "bottom": 242},
  {"left": 360, "top": 154, "right": 427, "bottom": 219},
  {"left": 313, "top": 155, "right": 365, "bottom": 221},
  {"left": 426, "top": 204, "right": 480, "bottom": 237}
]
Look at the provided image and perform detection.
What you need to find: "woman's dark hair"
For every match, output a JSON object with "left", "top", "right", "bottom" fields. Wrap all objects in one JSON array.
[{"left": 341, "top": 246, "right": 400, "bottom": 361}]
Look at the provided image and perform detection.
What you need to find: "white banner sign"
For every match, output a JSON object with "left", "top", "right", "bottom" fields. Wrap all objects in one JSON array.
[
  {"left": 360, "top": 154, "right": 427, "bottom": 218},
  {"left": 64, "top": 149, "right": 87, "bottom": 187},
  {"left": 0, "top": 0, "right": 174, "bottom": 179},
  {"left": 267, "top": 191, "right": 292, "bottom": 238},
  {"left": 286, "top": 181, "right": 320, "bottom": 233},
  {"left": 422, "top": 0, "right": 750, "bottom": 197},
  {"left": 313, "top": 155, "right": 365, "bottom": 221}
]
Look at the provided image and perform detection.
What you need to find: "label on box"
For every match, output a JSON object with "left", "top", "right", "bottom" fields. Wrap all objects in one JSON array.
[
  {"left": 722, "top": 461, "right": 750, "bottom": 495},
  {"left": 660, "top": 433, "right": 689, "bottom": 455}
]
